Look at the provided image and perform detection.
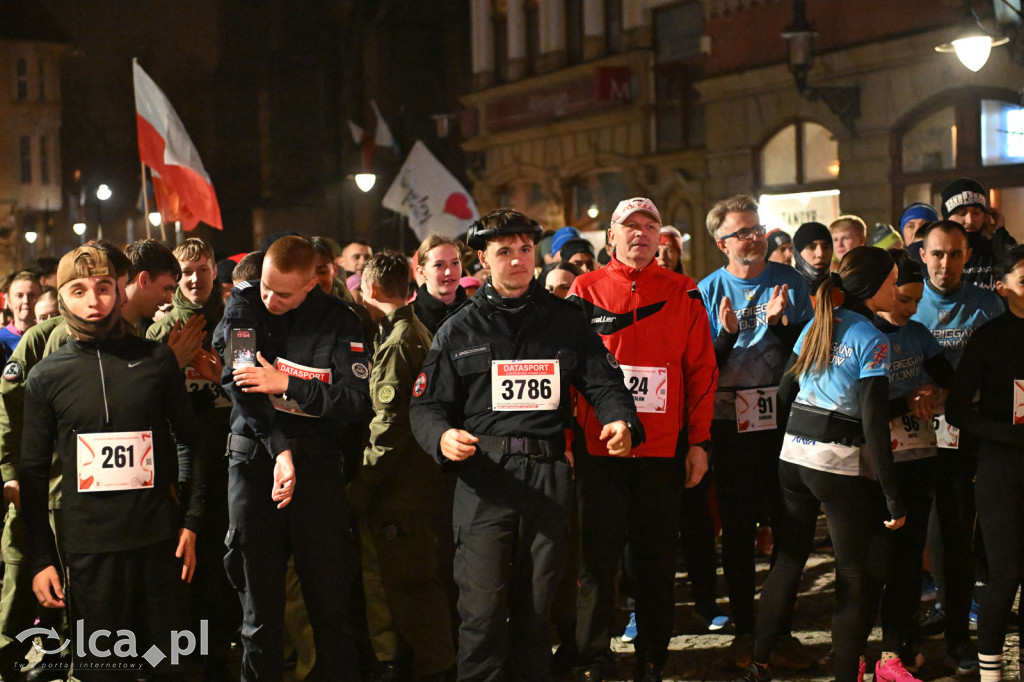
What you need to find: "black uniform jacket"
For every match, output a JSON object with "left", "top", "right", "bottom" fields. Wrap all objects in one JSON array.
[
  {"left": 413, "top": 283, "right": 468, "bottom": 336},
  {"left": 21, "top": 334, "right": 203, "bottom": 576},
  {"left": 214, "top": 280, "right": 371, "bottom": 458},
  {"left": 410, "top": 278, "right": 640, "bottom": 462}
]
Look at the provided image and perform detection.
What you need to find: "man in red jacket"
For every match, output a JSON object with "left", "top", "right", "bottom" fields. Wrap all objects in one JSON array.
[{"left": 569, "top": 197, "right": 717, "bottom": 682}]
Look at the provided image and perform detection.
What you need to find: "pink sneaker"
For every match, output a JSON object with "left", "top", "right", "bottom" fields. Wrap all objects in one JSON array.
[
  {"left": 875, "top": 657, "right": 923, "bottom": 682},
  {"left": 858, "top": 658, "right": 866, "bottom": 682}
]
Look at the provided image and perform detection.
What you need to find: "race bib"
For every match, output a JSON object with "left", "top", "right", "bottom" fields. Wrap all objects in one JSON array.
[
  {"left": 490, "top": 360, "right": 560, "bottom": 411},
  {"left": 735, "top": 387, "right": 778, "bottom": 432},
  {"left": 270, "top": 358, "right": 331, "bottom": 418},
  {"left": 77, "top": 431, "right": 154, "bottom": 493},
  {"left": 1014, "top": 380, "right": 1024, "bottom": 424},
  {"left": 185, "top": 366, "right": 232, "bottom": 408},
  {"left": 889, "top": 413, "right": 935, "bottom": 452},
  {"left": 620, "top": 364, "right": 668, "bottom": 414}
]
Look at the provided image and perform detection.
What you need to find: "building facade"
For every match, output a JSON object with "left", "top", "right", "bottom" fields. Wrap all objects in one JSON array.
[
  {"left": 463, "top": 0, "right": 1024, "bottom": 279},
  {"left": 0, "top": 3, "right": 67, "bottom": 272}
]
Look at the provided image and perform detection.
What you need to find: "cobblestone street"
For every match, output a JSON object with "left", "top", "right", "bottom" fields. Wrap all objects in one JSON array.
[{"left": 602, "top": 536, "right": 1021, "bottom": 682}]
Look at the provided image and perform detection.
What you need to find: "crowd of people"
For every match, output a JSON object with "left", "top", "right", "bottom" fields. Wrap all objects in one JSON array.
[{"left": 0, "top": 175, "right": 1018, "bottom": 682}]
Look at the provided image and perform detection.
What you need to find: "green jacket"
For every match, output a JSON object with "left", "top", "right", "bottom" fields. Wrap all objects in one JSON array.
[
  {"left": 147, "top": 287, "right": 231, "bottom": 469},
  {"left": 347, "top": 304, "right": 440, "bottom": 515}
]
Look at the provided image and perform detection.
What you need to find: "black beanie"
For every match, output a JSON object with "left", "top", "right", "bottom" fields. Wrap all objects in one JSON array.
[
  {"left": 888, "top": 248, "right": 925, "bottom": 286},
  {"left": 940, "top": 178, "right": 986, "bottom": 219},
  {"left": 793, "top": 222, "right": 831, "bottom": 253},
  {"left": 559, "top": 238, "right": 595, "bottom": 261},
  {"left": 765, "top": 229, "right": 792, "bottom": 259},
  {"left": 834, "top": 246, "right": 894, "bottom": 301}
]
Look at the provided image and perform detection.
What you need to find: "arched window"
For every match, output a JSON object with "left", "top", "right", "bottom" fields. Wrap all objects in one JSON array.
[
  {"left": 757, "top": 121, "right": 841, "bottom": 231},
  {"left": 893, "top": 88, "right": 1024, "bottom": 243}
]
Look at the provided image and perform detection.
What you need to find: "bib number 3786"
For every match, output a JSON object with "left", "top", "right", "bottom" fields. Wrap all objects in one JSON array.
[
  {"left": 77, "top": 430, "right": 154, "bottom": 493},
  {"left": 491, "top": 360, "right": 560, "bottom": 411}
]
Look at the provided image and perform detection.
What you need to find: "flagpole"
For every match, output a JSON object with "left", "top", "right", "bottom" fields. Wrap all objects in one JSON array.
[{"left": 140, "top": 162, "right": 151, "bottom": 239}]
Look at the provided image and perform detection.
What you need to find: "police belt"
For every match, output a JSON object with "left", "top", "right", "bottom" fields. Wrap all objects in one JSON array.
[
  {"left": 786, "top": 403, "right": 864, "bottom": 447},
  {"left": 226, "top": 433, "right": 333, "bottom": 458},
  {"left": 475, "top": 434, "right": 563, "bottom": 457}
]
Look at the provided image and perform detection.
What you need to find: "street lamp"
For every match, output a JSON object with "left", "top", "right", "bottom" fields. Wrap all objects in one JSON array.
[
  {"left": 935, "top": 2, "right": 1009, "bottom": 72},
  {"left": 95, "top": 184, "right": 112, "bottom": 239},
  {"left": 781, "top": 0, "right": 861, "bottom": 135},
  {"left": 354, "top": 173, "right": 376, "bottom": 192},
  {"left": 24, "top": 231, "right": 37, "bottom": 244},
  {"left": 148, "top": 211, "right": 161, "bottom": 227},
  {"left": 587, "top": 204, "right": 600, "bottom": 219}
]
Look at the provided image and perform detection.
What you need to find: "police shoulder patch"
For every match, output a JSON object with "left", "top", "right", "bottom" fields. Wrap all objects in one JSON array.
[
  {"left": 606, "top": 352, "right": 619, "bottom": 369},
  {"left": 412, "top": 372, "right": 427, "bottom": 398},
  {"left": 377, "top": 384, "right": 396, "bottom": 404},
  {"left": 2, "top": 361, "right": 22, "bottom": 383},
  {"left": 351, "top": 362, "right": 369, "bottom": 379}
]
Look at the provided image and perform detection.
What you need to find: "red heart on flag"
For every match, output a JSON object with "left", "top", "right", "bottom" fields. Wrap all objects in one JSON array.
[{"left": 444, "top": 193, "right": 473, "bottom": 220}]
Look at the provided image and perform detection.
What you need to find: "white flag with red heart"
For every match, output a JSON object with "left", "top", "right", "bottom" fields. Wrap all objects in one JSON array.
[{"left": 382, "top": 140, "right": 479, "bottom": 239}]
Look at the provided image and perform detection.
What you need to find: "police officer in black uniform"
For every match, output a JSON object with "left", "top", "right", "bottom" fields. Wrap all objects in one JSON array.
[
  {"left": 213, "top": 236, "right": 371, "bottom": 682},
  {"left": 410, "top": 209, "right": 642, "bottom": 682}
]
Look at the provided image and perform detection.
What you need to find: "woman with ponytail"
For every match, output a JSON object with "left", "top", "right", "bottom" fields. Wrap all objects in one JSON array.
[{"left": 736, "top": 246, "right": 906, "bottom": 682}]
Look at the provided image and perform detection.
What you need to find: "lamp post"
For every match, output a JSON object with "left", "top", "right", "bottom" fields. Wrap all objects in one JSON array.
[
  {"left": 781, "top": 0, "right": 861, "bottom": 135},
  {"left": 95, "top": 184, "right": 112, "bottom": 240}
]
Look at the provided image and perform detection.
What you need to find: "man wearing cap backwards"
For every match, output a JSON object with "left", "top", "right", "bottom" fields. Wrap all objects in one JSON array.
[
  {"left": 698, "top": 195, "right": 816, "bottom": 672},
  {"left": 568, "top": 197, "right": 717, "bottom": 682},
  {"left": 939, "top": 178, "right": 1018, "bottom": 291},
  {"left": 213, "top": 236, "right": 371, "bottom": 682},
  {"left": 409, "top": 208, "right": 641, "bottom": 682},
  {"left": 0, "top": 241, "right": 208, "bottom": 681},
  {"left": 20, "top": 246, "right": 203, "bottom": 681},
  {"left": 910, "top": 219, "right": 1004, "bottom": 676}
]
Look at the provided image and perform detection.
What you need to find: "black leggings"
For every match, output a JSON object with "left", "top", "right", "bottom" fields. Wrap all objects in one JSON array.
[
  {"left": 974, "top": 447, "right": 1024, "bottom": 657},
  {"left": 880, "top": 457, "right": 936, "bottom": 655},
  {"left": 753, "top": 461, "right": 890, "bottom": 682}
]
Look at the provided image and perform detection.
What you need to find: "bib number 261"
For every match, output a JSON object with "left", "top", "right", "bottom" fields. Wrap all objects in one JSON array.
[{"left": 102, "top": 444, "right": 135, "bottom": 468}]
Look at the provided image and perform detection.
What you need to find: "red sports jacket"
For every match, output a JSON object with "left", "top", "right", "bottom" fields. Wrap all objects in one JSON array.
[{"left": 569, "top": 256, "right": 717, "bottom": 458}]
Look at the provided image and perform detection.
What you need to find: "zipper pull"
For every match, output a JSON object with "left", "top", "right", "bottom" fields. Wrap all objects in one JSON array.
[{"left": 631, "top": 280, "right": 636, "bottom": 293}]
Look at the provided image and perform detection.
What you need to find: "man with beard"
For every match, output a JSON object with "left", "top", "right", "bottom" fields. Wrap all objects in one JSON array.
[
  {"left": 792, "top": 222, "right": 834, "bottom": 295},
  {"left": 698, "top": 195, "right": 814, "bottom": 671}
]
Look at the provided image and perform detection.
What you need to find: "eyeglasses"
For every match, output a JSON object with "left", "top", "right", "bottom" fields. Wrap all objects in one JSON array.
[{"left": 718, "top": 224, "right": 766, "bottom": 242}]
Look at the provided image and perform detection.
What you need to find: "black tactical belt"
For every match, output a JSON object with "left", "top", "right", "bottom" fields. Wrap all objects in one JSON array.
[
  {"left": 786, "top": 403, "right": 864, "bottom": 447},
  {"left": 475, "top": 434, "right": 563, "bottom": 457}
]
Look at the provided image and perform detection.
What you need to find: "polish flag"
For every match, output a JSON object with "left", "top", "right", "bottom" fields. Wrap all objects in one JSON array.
[{"left": 133, "top": 60, "right": 222, "bottom": 230}]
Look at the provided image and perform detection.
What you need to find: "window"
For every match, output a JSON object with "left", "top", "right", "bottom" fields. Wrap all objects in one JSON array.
[
  {"left": 901, "top": 106, "right": 956, "bottom": 173},
  {"left": 893, "top": 89, "right": 1024, "bottom": 224},
  {"left": 566, "top": 0, "right": 583, "bottom": 65},
  {"left": 16, "top": 59, "right": 27, "bottom": 100},
  {"left": 525, "top": 0, "right": 539, "bottom": 76},
  {"left": 605, "top": 0, "right": 622, "bottom": 54},
  {"left": 759, "top": 121, "right": 839, "bottom": 188},
  {"left": 570, "top": 171, "right": 627, "bottom": 224},
  {"left": 37, "top": 58, "right": 45, "bottom": 101},
  {"left": 653, "top": 3, "right": 705, "bottom": 151},
  {"left": 40, "top": 135, "right": 49, "bottom": 185},
  {"left": 19, "top": 136, "right": 31, "bottom": 183},
  {"left": 981, "top": 99, "right": 1024, "bottom": 167},
  {"left": 493, "top": 2, "right": 508, "bottom": 84}
]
